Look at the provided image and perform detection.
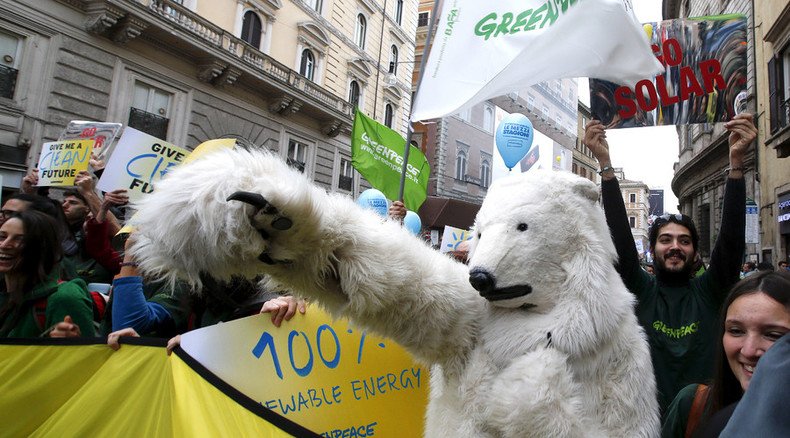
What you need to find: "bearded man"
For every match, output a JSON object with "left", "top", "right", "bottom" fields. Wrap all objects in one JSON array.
[{"left": 584, "top": 114, "right": 757, "bottom": 416}]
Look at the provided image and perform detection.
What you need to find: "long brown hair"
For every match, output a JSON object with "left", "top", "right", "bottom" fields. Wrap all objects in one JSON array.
[{"left": 707, "top": 270, "right": 790, "bottom": 414}]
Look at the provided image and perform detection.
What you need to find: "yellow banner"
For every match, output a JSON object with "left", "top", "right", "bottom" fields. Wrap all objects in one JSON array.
[
  {"left": 0, "top": 341, "right": 312, "bottom": 437},
  {"left": 180, "top": 309, "right": 429, "bottom": 437},
  {"left": 36, "top": 139, "right": 95, "bottom": 186}
]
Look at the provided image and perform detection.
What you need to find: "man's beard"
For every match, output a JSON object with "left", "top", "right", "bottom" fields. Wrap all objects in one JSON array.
[{"left": 655, "top": 250, "right": 694, "bottom": 283}]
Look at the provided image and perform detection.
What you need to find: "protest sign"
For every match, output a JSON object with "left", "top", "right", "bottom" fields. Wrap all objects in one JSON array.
[
  {"left": 351, "top": 110, "right": 430, "bottom": 212},
  {"left": 410, "top": 0, "right": 663, "bottom": 122},
  {"left": 590, "top": 14, "right": 747, "bottom": 128},
  {"left": 180, "top": 308, "right": 428, "bottom": 437},
  {"left": 58, "top": 120, "right": 123, "bottom": 158},
  {"left": 36, "top": 139, "right": 94, "bottom": 187},
  {"left": 440, "top": 225, "right": 473, "bottom": 253},
  {"left": 97, "top": 127, "right": 190, "bottom": 202}
]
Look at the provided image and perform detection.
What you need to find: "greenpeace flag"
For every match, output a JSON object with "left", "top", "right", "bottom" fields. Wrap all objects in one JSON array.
[
  {"left": 352, "top": 111, "right": 430, "bottom": 212},
  {"left": 410, "top": 0, "right": 664, "bottom": 122}
]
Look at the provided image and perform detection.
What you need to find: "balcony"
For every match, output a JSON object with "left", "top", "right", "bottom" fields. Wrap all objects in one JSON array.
[{"left": 59, "top": 0, "right": 351, "bottom": 136}]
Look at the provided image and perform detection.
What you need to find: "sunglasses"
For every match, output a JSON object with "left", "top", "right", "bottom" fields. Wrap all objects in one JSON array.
[{"left": 655, "top": 213, "right": 684, "bottom": 223}]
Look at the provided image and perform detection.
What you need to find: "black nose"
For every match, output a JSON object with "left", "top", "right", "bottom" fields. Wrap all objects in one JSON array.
[{"left": 469, "top": 268, "right": 496, "bottom": 295}]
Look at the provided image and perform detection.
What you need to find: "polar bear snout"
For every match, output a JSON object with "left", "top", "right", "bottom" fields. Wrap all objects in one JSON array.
[
  {"left": 469, "top": 267, "right": 496, "bottom": 295},
  {"left": 470, "top": 267, "right": 534, "bottom": 302}
]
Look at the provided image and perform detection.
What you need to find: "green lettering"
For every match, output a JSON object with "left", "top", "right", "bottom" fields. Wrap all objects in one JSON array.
[
  {"left": 474, "top": 13, "right": 498, "bottom": 40},
  {"left": 525, "top": 4, "right": 546, "bottom": 31},
  {"left": 494, "top": 12, "right": 514, "bottom": 38},
  {"left": 541, "top": 0, "right": 559, "bottom": 28},
  {"left": 510, "top": 9, "right": 533, "bottom": 34}
]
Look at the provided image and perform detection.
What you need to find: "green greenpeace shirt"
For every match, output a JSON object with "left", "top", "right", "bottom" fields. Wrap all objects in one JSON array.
[{"left": 601, "top": 177, "right": 745, "bottom": 415}]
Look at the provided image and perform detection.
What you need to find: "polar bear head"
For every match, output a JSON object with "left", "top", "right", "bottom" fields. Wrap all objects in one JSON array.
[{"left": 468, "top": 169, "right": 617, "bottom": 309}]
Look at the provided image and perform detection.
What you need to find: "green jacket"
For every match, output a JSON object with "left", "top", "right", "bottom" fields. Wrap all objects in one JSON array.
[{"left": 0, "top": 275, "right": 95, "bottom": 338}]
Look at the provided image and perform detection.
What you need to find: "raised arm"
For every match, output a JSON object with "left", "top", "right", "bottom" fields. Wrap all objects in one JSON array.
[
  {"left": 584, "top": 121, "right": 643, "bottom": 285},
  {"left": 706, "top": 114, "right": 756, "bottom": 298}
]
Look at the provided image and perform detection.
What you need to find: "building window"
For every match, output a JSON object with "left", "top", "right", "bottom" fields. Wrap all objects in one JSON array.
[
  {"left": 542, "top": 105, "right": 549, "bottom": 119},
  {"left": 483, "top": 105, "right": 494, "bottom": 133},
  {"left": 355, "top": 14, "right": 367, "bottom": 49},
  {"left": 395, "top": 0, "right": 403, "bottom": 25},
  {"left": 0, "top": 31, "right": 21, "bottom": 100},
  {"left": 629, "top": 216, "right": 636, "bottom": 228},
  {"left": 384, "top": 103, "right": 394, "bottom": 128},
  {"left": 389, "top": 45, "right": 398, "bottom": 74},
  {"left": 629, "top": 193, "right": 636, "bottom": 203},
  {"left": 481, "top": 160, "right": 491, "bottom": 188},
  {"left": 572, "top": 162, "right": 578, "bottom": 174},
  {"left": 768, "top": 49, "right": 790, "bottom": 134},
  {"left": 417, "top": 12, "right": 429, "bottom": 27},
  {"left": 698, "top": 203, "right": 711, "bottom": 256},
  {"left": 338, "top": 157, "right": 353, "bottom": 191},
  {"left": 455, "top": 150, "right": 467, "bottom": 180},
  {"left": 300, "top": 49, "right": 315, "bottom": 80},
  {"left": 128, "top": 81, "right": 172, "bottom": 139},
  {"left": 287, "top": 139, "right": 308, "bottom": 173},
  {"left": 308, "top": 0, "right": 323, "bottom": 13},
  {"left": 348, "top": 80, "right": 360, "bottom": 108},
  {"left": 458, "top": 107, "right": 471, "bottom": 122},
  {"left": 241, "top": 11, "right": 262, "bottom": 49},
  {"left": 527, "top": 94, "right": 535, "bottom": 108}
]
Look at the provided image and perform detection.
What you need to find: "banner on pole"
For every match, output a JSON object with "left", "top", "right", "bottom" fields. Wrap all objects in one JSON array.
[
  {"left": 351, "top": 111, "right": 430, "bottom": 212},
  {"left": 410, "top": 0, "right": 663, "bottom": 122},
  {"left": 36, "top": 139, "right": 94, "bottom": 187},
  {"left": 590, "top": 14, "right": 747, "bottom": 128}
]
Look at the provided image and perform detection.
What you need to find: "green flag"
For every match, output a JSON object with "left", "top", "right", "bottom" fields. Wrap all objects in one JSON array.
[{"left": 351, "top": 110, "right": 430, "bottom": 211}]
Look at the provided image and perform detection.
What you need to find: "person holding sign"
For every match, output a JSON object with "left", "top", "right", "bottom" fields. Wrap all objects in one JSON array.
[
  {"left": 0, "top": 210, "right": 94, "bottom": 337},
  {"left": 584, "top": 113, "right": 757, "bottom": 416}
]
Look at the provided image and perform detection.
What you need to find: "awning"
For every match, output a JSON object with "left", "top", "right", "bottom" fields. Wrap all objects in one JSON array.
[{"left": 418, "top": 196, "right": 481, "bottom": 229}]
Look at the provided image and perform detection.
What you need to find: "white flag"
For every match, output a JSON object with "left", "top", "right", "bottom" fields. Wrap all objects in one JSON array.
[{"left": 410, "top": 0, "right": 663, "bottom": 122}]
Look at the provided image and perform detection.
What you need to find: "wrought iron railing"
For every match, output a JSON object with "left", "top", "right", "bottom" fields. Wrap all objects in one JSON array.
[
  {"left": 0, "top": 64, "right": 18, "bottom": 99},
  {"left": 128, "top": 107, "right": 169, "bottom": 139}
]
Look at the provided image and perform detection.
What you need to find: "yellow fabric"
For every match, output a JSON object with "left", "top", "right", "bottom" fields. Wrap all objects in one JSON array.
[{"left": 0, "top": 343, "right": 295, "bottom": 438}]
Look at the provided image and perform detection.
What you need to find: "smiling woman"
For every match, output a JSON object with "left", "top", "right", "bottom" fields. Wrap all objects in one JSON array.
[
  {"left": 0, "top": 210, "right": 94, "bottom": 338},
  {"left": 661, "top": 270, "right": 790, "bottom": 437}
]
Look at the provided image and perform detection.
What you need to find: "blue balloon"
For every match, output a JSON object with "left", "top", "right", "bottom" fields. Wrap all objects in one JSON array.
[
  {"left": 403, "top": 211, "right": 422, "bottom": 235},
  {"left": 495, "top": 113, "right": 534, "bottom": 170},
  {"left": 357, "top": 189, "right": 388, "bottom": 216}
]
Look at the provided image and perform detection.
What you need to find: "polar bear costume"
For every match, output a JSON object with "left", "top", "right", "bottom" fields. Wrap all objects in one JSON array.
[{"left": 130, "top": 148, "right": 659, "bottom": 437}]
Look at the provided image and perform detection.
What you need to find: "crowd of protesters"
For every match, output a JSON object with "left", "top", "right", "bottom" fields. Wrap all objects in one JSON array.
[{"left": 1, "top": 115, "right": 789, "bottom": 435}]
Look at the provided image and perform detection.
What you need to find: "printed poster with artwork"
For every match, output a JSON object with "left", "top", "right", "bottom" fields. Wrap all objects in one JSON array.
[
  {"left": 58, "top": 121, "right": 123, "bottom": 158},
  {"left": 35, "top": 139, "right": 95, "bottom": 187},
  {"left": 590, "top": 14, "right": 747, "bottom": 128},
  {"left": 440, "top": 225, "right": 473, "bottom": 254}
]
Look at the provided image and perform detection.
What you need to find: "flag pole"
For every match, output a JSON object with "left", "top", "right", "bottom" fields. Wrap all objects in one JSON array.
[{"left": 398, "top": 0, "right": 443, "bottom": 202}]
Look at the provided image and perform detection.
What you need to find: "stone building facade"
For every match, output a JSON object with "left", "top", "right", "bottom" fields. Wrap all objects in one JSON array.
[{"left": 0, "top": 0, "right": 418, "bottom": 200}]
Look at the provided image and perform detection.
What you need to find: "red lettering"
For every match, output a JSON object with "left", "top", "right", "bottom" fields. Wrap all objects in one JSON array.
[
  {"left": 651, "top": 44, "right": 663, "bottom": 66},
  {"left": 662, "top": 39, "right": 682, "bottom": 67},
  {"left": 698, "top": 59, "right": 725, "bottom": 93},
  {"left": 635, "top": 79, "right": 658, "bottom": 112},
  {"left": 615, "top": 86, "right": 637, "bottom": 119},
  {"left": 655, "top": 75, "right": 679, "bottom": 106},
  {"left": 679, "top": 66, "right": 704, "bottom": 101}
]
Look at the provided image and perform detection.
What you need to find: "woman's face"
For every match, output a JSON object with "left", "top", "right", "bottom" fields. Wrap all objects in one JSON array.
[
  {"left": 723, "top": 292, "right": 790, "bottom": 391},
  {"left": 0, "top": 217, "right": 25, "bottom": 273}
]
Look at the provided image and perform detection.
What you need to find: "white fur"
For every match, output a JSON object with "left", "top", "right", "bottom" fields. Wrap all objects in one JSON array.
[{"left": 131, "top": 148, "right": 659, "bottom": 437}]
